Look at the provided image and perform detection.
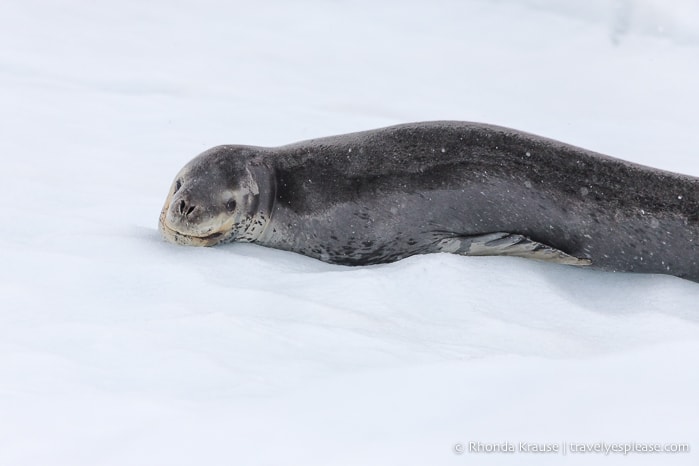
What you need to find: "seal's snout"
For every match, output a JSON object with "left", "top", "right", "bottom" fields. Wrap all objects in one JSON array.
[
  {"left": 160, "top": 187, "right": 231, "bottom": 246},
  {"left": 163, "top": 190, "right": 201, "bottom": 227}
]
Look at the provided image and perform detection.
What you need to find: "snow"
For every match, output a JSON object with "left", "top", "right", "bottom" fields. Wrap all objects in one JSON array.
[{"left": 1, "top": 0, "right": 698, "bottom": 464}]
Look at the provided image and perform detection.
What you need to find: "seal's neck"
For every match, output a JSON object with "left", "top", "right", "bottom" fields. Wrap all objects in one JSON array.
[{"left": 239, "top": 161, "right": 276, "bottom": 243}]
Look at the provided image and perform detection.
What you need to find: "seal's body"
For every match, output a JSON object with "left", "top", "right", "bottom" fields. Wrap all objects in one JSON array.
[{"left": 159, "top": 122, "right": 699, "bottom": 282}]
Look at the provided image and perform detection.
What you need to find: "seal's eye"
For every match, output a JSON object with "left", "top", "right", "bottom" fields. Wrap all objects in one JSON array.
[
  {"left": 226, "top": 200, "right": 237, "bottom": 212},
  {"left": 174, "top": 179, "right": 182, "bottom": 194}
]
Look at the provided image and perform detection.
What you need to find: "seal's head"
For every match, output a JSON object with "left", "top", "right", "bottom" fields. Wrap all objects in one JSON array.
[{"left": 159, "top": 145, "right": 270, "bottom": 246}]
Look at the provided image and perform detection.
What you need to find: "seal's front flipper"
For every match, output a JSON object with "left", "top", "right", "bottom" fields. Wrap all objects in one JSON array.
[{"left": 436, "top": 232, "right": 591, "bottom": 266}]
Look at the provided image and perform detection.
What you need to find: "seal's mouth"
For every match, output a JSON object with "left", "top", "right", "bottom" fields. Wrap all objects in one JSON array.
[
  {"left": 161, "top": 223, "right": 226, "bottom": 246},
  {"left": 171, "top": 228, "right": 224, "bottom": 241},
  {"left": 197, "top": 231, "right": 223, "bottom": 240}
]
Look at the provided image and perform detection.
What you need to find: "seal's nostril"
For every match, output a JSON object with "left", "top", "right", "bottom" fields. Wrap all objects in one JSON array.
[{"left": 176, "top": 198, "right": 197, "bottom": 217}]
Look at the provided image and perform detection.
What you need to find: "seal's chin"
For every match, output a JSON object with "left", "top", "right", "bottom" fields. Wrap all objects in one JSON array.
[
  {"left": 158, "top": 203, "right": 230, "bottom": 247},
  {"left": 159, "top": 219, "right": 228, "bottom": 247}
]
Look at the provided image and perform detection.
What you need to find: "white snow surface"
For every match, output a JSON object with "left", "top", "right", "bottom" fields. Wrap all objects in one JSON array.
[{"left": 1, "top": 1, "right": 699, "bottom": 465}]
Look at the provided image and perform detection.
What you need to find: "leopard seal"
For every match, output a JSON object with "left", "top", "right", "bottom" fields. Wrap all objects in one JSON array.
[{"left": 159, "top": 121, "right": 699, "bottom": 282}]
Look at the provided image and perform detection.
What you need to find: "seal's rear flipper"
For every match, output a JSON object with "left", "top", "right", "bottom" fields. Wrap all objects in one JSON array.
[{"left": 436, "top": 232, "right": 591, "bottom": 266}]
